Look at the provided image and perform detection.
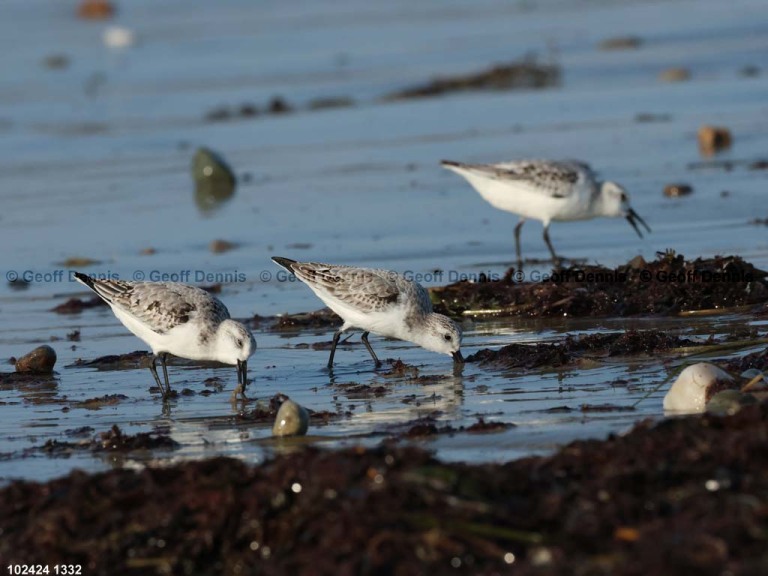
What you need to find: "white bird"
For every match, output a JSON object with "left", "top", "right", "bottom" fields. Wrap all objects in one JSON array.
[
  {"left": 441, "top": 159, "right": 650, "bottom": 266},
  {"left": 271, "top": 257, "right": 463, "bottom": 368},
  {"left": 74, "top": 272, "right": 256, "bottom": 399}
]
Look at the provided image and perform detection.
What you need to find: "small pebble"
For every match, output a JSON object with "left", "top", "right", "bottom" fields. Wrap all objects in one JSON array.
[
  {"left": 15, "top": 345, "right": 57, "bottom": 374},
  {"left": 599, "top": 36, "right": 642, "bottom": 51},
  {"left": 42, "top": 54, "right": 70, "bottom": 70},
  {"left": 740, "top": 65, "right": 760, "bottom": 77},
  {"left": 103, "top": 26, "right": 135, "bottom": 49},
  {"left": 192, "top": 148, "right": 236, "bottom": 185},
  {"left": 77, "top": 0, "right": 115, "bottom": 20},
  {"left": 663, "top": 183, "right": 693, "bottom": 198},
  {"left": 698, "top": 125, "right": 732, "bottom": 156},
  {"left": 272, "top": 400, "right": 309, "bottom": 437},
  {"left": 268, "top": 96, "right": 293, "bottom": 114},
  {"left": 659, "top": 67, "right": 690, "bottom": 82},
  {"left": 59, "top": 257, "right": 101, "bottom": 268},
  {"left": 307, "top": 96, "right": 355, "bottom": 110},
  {"left": 210, "top": 239, "right": 238, "bottom": 254}
]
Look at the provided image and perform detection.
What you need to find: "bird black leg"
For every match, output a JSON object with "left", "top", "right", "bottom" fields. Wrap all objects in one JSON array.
[
  {"left": 542, "top": 224, "right": 561, "bottom": 267},
  {"left": 514, "top": 219, "right": 525, "bottom": 269},
  {"left": 327, "top": 330, "right": 342, "bottom": 368},
  {"left": 160, "top": 353, "right": 172, "bottom": 399},
  {"left": 149, "top": 355, "right": 165, "bottom": 395},
  {"left": 361, "top": 332, "right": 381, "bottom": 367}
]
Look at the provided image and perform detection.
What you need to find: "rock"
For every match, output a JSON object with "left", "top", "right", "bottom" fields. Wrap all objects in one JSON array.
[
  {"left": 307, "top": 97, "right": 355, "bottom": 110},
  {"left": 663, "top": 183, "right": 693, "bottom": 198},
  {"left": 77, "top": 0, "right": 115, "bottom": 20},
  {"left": 599, "top": 36, "right": 642, "bottom": 50},
  {"left": 15, "top": 345, "right": 57, "bottom": 374},
  {"left": 8, "top": 278, "right": 30, "bottom": 291},
  {"left": 192, "top": 148, "right": 236, "bottom": 213},
  {"left": 238, "top": 103, "right": 259, "bottom": 117},
  {"left": 659, "top": 67, "right": 690, "bottom": 82},
  {"left": 272, "top": 400, "right": 310, "bottom": 437},
  {"left": 209, "top": 239, "right": 238, "bottom": 254},
  {"left": 42, "top": 55, "right": 70, "bottom": 70},
  {"left": 267, "top": 96, "right": 293, "bottom": 114},
  {"left": 698, "top": 126, "right": 732, "bottom": 156},
  {"left": 664, "top": 363, "right": 735, "bottom": 413},
  {"left": 740, "top": 65, "right": 760, "bottom": 77},
  {"left": 59, "top": 257, "right": 101, "bottom": 268}
]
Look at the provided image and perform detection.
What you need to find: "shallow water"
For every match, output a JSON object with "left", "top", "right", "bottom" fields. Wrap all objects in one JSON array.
[{"left": 1, "top": 0, "right": 767, "bottom": 482}]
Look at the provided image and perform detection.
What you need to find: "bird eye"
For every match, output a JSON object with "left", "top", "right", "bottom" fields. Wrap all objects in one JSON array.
[
  {"left": 444, "top": 334, "right": 452, "bottom": 341},
  {"left": 236, "top": 338, "right": 244, "bottom": 348},
  {"left": 620, "top": 192, "right": 628, "bottom": 202}
]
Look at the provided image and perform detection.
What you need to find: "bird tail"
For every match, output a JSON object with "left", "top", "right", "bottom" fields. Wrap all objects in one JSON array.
[{"left": 73, "top": 272, "right": 132, "bottom": 304}]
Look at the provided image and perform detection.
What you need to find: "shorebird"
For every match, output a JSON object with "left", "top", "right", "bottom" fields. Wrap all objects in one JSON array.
[
  {"left": 74, "top": 273, "right": 256, "bottom": 399},
  {"left": 271, "top": 257, "right": 463, "bottom": 368},
  {"left": 441, "top": 159, "right": 650, "bottom": 266}
]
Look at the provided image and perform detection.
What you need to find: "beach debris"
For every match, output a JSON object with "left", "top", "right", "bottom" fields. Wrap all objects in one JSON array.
[
  {"left": 698, "top": 125, "right": 732, "bottom": 156},
  {"left": 384, "top": 56, "right": 560, "bottom": 100},
  {"left": 210, "top": 239, "right": 238, "bottom": 254},
  {"left": 58, "top": 257, "right": 101, "bottom": 268},
  {"left": 52, "top": 296, "right": 107, "bottom": 314},
  {"left": 659, "top": 67, "right": 690, "bottom": 82},
  {"left": 42, "top": 54, "right": 70, "bottom": 70},
  {"left": 77, "top": 0, "right": 115, "bottom": 20},
  {"left": 599, "top": 36, "right": 642, "bottom": 50},
  {"left": 663, "top": 183, "right": 693, "bottom": 198}
]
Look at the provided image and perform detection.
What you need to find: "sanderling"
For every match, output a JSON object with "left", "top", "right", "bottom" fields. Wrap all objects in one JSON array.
[
  {"left": 271, "top": 257, "right": 463, "bottom": 368},
  {"left": 441, "top": 159, "right": 650, "bottom": 266},
  {"left": 74, "top": 272, "right": 256, "bottom": 399}
]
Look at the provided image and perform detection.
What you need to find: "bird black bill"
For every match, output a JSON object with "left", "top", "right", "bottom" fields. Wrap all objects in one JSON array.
[
  {"left": 626, "top": 208, "right": 651, "bottom": 238},
  {"left": 237, "top": 359, "right": 248, "bottom": 390},
  {"left": 452, "top": 350, "right": 464, "bottom": 364}
]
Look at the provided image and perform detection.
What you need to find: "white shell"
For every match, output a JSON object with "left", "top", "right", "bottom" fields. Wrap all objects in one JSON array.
[
  {"left": 103, "top": 26, "right": 136, "bottom": 49},
  {"left": 663, "top": 363, "right": 734, "bottom": 414},
  {"left": 272, "top": 400, "right": 309, "bottom": 437}
]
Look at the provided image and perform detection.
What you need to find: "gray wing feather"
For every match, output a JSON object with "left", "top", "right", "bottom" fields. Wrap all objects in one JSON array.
[
  {"left": 84, "top": 279, "right": 230, "bottom": 333},
  {"left": 448, "top": 159, "right": 594, "bottom": 198},
  {"left": 289, "top": 262, "right": 431, "bottom": 314}
]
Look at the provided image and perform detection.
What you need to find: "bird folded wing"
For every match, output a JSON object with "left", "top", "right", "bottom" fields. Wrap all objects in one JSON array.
[{"left": 293, "top": 264, "right": 401, "bottom": 314}]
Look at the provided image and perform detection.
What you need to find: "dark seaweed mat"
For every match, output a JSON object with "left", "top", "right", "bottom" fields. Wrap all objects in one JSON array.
[
  {"left": 432, "top": 253, "right": 768, "bottom": 318},
  {"left": 3, "top": 405, "right": 768, "bottom": 575},
  {"left": 467, "top": 329, "right": 697, "bottom": 369}
]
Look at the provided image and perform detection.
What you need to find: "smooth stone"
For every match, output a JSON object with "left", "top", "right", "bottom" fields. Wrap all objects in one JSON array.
[
  {"left": 192, "top": 148, "right": 236, "bottom": 213},
  {"left": 272, "top": 400, "right": 309, "bottom": 437},
  {"left": 15, "top": 345, "right": 57, "bottom": 374},
  {"left": 664, "top": 363, "right": 734, "bottom": 413}
]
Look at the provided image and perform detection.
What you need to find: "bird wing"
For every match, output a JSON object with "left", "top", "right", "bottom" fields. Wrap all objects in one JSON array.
[
  {"left": 76, "top": 275, "right": 229, "bottom": 334},
  {"left": 289, "top": 262, "right": 409, "bottom": 314},
  {"left": 443, "top": 159, "right": 594, "bottom": 198}
]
